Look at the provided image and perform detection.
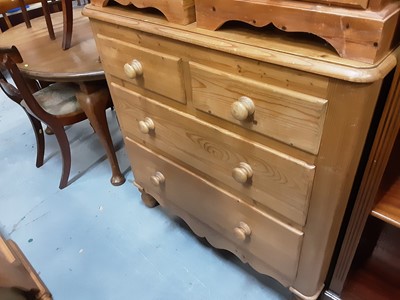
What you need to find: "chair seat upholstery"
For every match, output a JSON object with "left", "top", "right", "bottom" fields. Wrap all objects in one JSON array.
[{"left": 22, "top": 82, "right": 82, "bottom": 116}]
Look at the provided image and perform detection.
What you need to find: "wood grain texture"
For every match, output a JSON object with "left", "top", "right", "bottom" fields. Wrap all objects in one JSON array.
[
  {"left": 372, "top": 177, "right": 400, "bottom": 228},
  {"left": 302, "top": 0, "right": 369, "bottom": 9},
  {"left": 83, "top": 5, "right": 399, "bottom": 82},
  {"left": 194, "top": 0, "right": 400, "bottom": 63},
  {"left": 85, "top": 6, "right": 400, "bottom": 299},
  {"left": 0, "top": 236, "right": 52, "bottom": 300},
  {"left": 189, "top": 62, "right": 328, "bottom": 155},
  {"left": 91, "top": 0, "right": 195, "bottom": 24},
  {"left": 328, "top": 63, "right": 400, "bottom": 295},
  {"left": 112, "top": 83, "right": 315, "bottom": 226},
  {"left": 0, "top": 9, "right": 103, "bottom": 82},
  {"left": 292, "top": 79, "right": 385, "bottom": 297},
  {"left": 96, "top": 34, "right": 186, "bottom": 103},
  {"left": 125, "top": 137, "right": 304, "bottom": 286},
  {"left": 341, "top": 223, "right": 400, "bottom": 300},
  {"left": 93, "top": 20, "right": 331, "bottom": 99}
]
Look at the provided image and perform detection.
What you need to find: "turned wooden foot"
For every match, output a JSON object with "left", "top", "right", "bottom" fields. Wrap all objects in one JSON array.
[
  {"left": 141, "top": 192, "right": 159, "bottom": 208},
  {"left": 45, "top": 126, "right": 54, "bottom": 135}
]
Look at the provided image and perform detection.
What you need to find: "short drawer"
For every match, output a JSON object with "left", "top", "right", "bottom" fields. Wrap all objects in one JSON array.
[
  {"left": 112, "top": 83, "right": 315, "bottom": 226},
  {"left": 190, "top": 62, "right": 328, "bottom": 154},
  {"left": 126, "top": 138, "right": 303, "bottom": 285},
  {"left": 96, "top": 34, "right": 186, "bottom": 103}
]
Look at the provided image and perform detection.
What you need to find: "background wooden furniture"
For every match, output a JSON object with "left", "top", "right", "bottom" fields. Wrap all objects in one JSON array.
[
  {"left": 91, "top": 0, "right": 196, "bottom": 25},
  {"left": 84, "top": 4, "right": 399, "bottom": 299},
  {"left": 0, "top": 9, "right": 125, "bottom": 187},
  {"left": 0, "top": 0, "right": 55, "bottom": 39},
  {"left": 0, "top": 46, "right": 97, "bottom": 189},
  {"left": 61, "top": 0, "right": 73, "bottom": 50},
  {"left": 0, "top": 235, "right": 52, "bottom": 300},
  {"left": 194, "top": 0, "right": 400, "bottom": 63},
  {"left": 0, "top": 0, "right": 61, "bottom": 32},
  {"left": 324, "top": 62, "right": 400, "bottom": 299}
]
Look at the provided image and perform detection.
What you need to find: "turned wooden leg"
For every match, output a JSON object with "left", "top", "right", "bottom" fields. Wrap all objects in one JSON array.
[
  {"left": 76, "top": 82, "right": 125, "bottom": 186},
  {"left": 141, "top": 192, "right": 159, "bottom": 208}
]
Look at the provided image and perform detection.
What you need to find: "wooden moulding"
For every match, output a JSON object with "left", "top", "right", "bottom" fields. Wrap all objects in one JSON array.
[
  {"left": 0, "top": 236, "right": 52, "bottom": 300},
  {"left": 91, "top": 0, "right": 195, "bottom": 25},
  {"left": 195, "top": 0, "right": 400, "bottom": 64}
]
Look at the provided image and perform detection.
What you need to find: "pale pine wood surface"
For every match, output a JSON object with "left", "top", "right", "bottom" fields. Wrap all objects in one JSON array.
[
  {"left": 97, "top": 34, "right": 186, "bottom": 103},
  {"left": 126, "top": 137, "right": 304, "bottom": 286},
  {"left": 0, "top": 236, "right": 52, "bottom": 300},
  {"left": 111, "top": 84, "right": 315, "bottom": 226},
  {"left": 91, "top": 0, "right": 195, "bottom": 24},
  {"left": 302, "top": 0, "right": 369, "bottom": 8},
  {"left": 194, "top": 0, "right": 400, "bottom": 63},
  {"left": 189, "top": 62, "right": 328, "bottom": 155},
  {"left": 84, "top": 4, "right": 400, "bottom": 299},
  {"left": 83, "top": 4, "right": 399, "bottom": 82},
  {"left": 372, "top": 177, "right": 400, "bottom": 228}
]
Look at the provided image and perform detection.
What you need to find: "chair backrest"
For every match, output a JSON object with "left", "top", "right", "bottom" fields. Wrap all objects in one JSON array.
[
  {"left": 0, "top": 75, "right": 23, "bottom": 104},
  {"left": 0, "top": 46, "right": 23, "bottom": 104},
  {"left": 0, "top": 46, "right": 50, "bottom": 119},
  {"left": 0, "top": 0, "right": 54, "bottom": 39},
  {"left": 1, "top": 0, "right": 35, "bottom": 29}
]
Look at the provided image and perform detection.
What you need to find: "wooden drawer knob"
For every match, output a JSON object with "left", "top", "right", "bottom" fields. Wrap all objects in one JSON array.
[
  {"left": 150, "top": 171, "right": 165, "bottom": 186},
  {"left": 232, "top": 162, "right": 253, "bottom": 183},
  {"left": 234, "top": 221, "right": 252, "bottom": 241},
  {"left": 138, "top": 117, "right": 155, "bottom": 134},
  {"left": 124, "top": 59, "right": 143, "bottom": 79},
  {"left": 231, "top": 96, "right": 255, "bottom": 121}
]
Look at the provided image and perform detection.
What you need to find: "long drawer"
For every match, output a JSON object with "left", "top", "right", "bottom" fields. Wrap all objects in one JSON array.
[
  {"left": 111, "top": 83, "right": 315, "bottom": 226},
  {"left": 190, "top": 62, "right": 328, "bottom": 154},
  {"left": 125, "top": 137, "right": 304, "bottom": 285}
]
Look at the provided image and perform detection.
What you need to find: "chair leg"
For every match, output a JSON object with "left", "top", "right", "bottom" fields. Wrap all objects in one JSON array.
[
  {"left": 26, "top": 114, "right": 45, "bottom": 168},
  {"left": 2, "top": 13, "right": 12, "bottom": 29},
  {"left": 52, "top": 125, "right": 71, "bottom": 189},
  {"left": 18, "top": 0, "right": 32, "bottom": 28},
  {"left": 61, "top": 0, "right": 73, "bottom": 50},
  {"left": 40, "top": 0, "right": 55, "bottom": 40}
]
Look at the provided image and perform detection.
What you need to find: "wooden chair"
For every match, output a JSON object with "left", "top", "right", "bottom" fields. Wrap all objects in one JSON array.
[
  {"left": 61, "top": 0, "right": 89, "bottom": 50},
  {"left": 0, "top": 46, "right": 89, "bottom": 189},
  {"left": 0, "top": 0, "right": 54, "bottom": 39}
]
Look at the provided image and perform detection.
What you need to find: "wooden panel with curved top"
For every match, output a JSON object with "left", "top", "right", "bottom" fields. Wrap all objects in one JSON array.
[
  {"left": 195, "top": 0, "right": 400, "bottom": 64},
  {"left": 91, "top": 0, "right": 195, "bottom": 25}
]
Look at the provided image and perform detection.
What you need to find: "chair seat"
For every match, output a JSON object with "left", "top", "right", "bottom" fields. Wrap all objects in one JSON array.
[{"left": 22, "top": 82, "right": 82, "bottom": 116}]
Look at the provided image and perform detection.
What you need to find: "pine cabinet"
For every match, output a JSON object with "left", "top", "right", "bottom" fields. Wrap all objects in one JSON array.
[{"left": 84, "top": 4, "right": 399, "bottom": 299}]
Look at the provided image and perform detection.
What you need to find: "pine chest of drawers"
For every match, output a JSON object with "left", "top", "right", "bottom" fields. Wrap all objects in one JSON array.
[{"left": 83, "top": 4, "right": 399, "bottom": 299}]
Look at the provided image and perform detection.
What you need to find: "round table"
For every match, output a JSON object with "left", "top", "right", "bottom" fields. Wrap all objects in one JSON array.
[{"left": 0, "top": 9, "right": 125, "bottom": 186}]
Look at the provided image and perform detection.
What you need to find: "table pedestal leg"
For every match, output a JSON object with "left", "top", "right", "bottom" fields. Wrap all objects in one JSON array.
[{"left": 76, "top": 82, "right": 125, "bottom": 186}]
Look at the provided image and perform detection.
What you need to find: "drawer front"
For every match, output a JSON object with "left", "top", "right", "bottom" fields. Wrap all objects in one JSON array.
[
  {"left": 112, "top": 83, "right": 315, "bottom": 226},
  {"left": 190, "top": 62, "right": 328, "bottom": 154},
  {"left": 96, "top": 34, "right": 186, "bottom": 103},
  {"left": 126, "top": 138, "right": 303, "bottom": 284}
]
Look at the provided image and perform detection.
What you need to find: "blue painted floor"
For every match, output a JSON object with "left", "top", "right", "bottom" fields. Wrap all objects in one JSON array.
[{"left": 0, "top": 87, "right": 291, "bottom": 299}]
